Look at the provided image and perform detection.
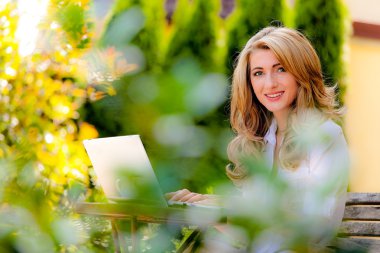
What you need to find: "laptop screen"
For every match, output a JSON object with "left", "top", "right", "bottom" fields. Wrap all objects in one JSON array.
[{"left": 83, "top": 135, "right": 168, "bottom": 207}]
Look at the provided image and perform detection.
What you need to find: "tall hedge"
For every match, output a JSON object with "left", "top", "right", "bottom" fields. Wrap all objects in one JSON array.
[
  {"left": 225, "top": 0, "right": 284, "bottom": 74},
  {"left": 294, "top": 0, "right": 348, "bottom": 103},
  {"left": 165, "top": 0, "right": 221, "bottom": 71}
]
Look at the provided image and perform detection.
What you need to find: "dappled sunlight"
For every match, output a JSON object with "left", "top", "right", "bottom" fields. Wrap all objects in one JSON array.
[{"left": 16, "top": 0, "right": 48, "bottom": 56}]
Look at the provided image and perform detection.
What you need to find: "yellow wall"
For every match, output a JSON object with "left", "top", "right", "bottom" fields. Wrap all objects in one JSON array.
[{"left": 346, "top": 37, "right": 380, "bottom": 192}]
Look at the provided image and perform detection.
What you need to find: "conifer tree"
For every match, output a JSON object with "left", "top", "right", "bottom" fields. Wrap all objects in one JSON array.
[{"left": 294, "top": 0, "right": 348, "bottom": 102}]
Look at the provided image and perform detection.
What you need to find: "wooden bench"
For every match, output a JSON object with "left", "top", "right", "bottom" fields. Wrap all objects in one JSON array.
[
  {"left": 337, "top": 192, "right": 380, "bottom": 252},
  {"left": 75, "top": 192, "right": 380, "bottom": 252}
]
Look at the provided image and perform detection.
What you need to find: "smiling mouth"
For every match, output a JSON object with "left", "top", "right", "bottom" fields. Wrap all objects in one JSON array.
[{"left": 265, "top": 91, "right": 284, "bottom": 98}]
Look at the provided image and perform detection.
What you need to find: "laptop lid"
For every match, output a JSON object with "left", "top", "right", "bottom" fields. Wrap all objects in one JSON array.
[{"left": 83, "top": 135, "right": 168, "bottom": 207}]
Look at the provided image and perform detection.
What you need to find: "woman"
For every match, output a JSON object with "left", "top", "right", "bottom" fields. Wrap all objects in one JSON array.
[{"left": 166, "top": 26, "right": 349, "bottom": 249}]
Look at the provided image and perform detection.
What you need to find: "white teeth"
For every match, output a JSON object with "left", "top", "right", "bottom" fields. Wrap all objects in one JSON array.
[{"left": 266, "top": 92, "right": 283, "bottom": 98}]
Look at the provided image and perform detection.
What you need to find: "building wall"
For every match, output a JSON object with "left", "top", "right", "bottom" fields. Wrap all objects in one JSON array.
[
  {"left": 344, "top": 0, "right": 380, "bottom": 192},
  {"left": 346, "top": 37, "right": 380, "bottom": 192},
  {"left": 345, "top": 0, "right": 380, "bottom": 24}
]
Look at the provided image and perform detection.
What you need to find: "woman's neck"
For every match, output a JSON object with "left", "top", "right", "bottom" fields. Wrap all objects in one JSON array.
[{"left": 273, "top": 109, "right": 290, "bottom": 133}]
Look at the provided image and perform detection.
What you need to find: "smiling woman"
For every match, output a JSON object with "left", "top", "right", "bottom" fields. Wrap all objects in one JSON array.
[
  {"left": 227, "top": 26, "right": 344, "bottom": 174},
  {"left": 167, "top": 26, "right": 350, "bottom": 251},
  {"left": 249, "top": 49, "right": 298, "bottom": 130}
]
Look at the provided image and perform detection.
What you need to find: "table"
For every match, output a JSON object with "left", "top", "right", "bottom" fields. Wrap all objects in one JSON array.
[{"left": 75, "top": 202, "right": 225, "bottom": 253}]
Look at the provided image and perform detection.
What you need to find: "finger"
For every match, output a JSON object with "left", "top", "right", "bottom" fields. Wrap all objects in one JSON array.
[
  {"left": 186, "top": 194, "right": 207, "bottom": 203},
  {"left": 168, "top": 189, "right": 191, "bottom": 201},
  {"left": 164, "top": 192, "right": 176, "bottom": 200},
  {"left": 165, "top": 190, "right": 186, "bottom": 199},
  {"left": 193, "top": 198, "right": 219, "bottom": 206},
  {"left": 180, "top": 192, "right": 202, "bottom": 203}
]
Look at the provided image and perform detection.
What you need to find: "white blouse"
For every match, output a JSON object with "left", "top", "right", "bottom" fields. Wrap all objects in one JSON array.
[
  {"left": 232, "top": 117, "right": 350, "bottom": 251},
  {"left": 262, "top": 118, "right": 350, "bottom": 232}
]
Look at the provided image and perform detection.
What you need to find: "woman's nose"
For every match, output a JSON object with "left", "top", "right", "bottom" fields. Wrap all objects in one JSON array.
[{"left": 264, "top": 73, "right": 278, "bottom": 88}]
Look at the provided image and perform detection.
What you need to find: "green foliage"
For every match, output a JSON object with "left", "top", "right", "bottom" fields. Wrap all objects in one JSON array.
[
  {"left": 225, "top": 0, "right": 284, "bottom": 74},
  {"left": 0, "top": 1, "right": 93, "bottom": 205},
  {"left": 81, "top": 1, "right": 353, "bottom": 250},
  {"left": 0, "top": 0, "right": 352, "bottom": 251},
  {"left": 101, "top": 6, "right": 145, "bottom": 49},
  {"left": 85, "top": 0, "right": 231, "bottom": 194},
  {"left": 57, "top": 4, "right": 85, "bottom": 40},
  {"left": 51, "top": 0, "right": 92, "bottom": 48},
  {"left": 110, "top": 0, "right": 139, "bottom": 14},
  {"left": 104, "top": 0, "right": 166, "bottom": 73},
  {"left": 0, "top": 0, "right": 116, "bottom": 251},
  {"left": 86, "top": 58, "right": 232, "bottom": 193},
  {"left": 135, "top": 0, "right": 166, "bottom": 73},
  {"left": 165, "top": 0, "right": 221, "bottom": 71},
  {"left": 294, "top": 0, "right": 348, "bottom": 103}
]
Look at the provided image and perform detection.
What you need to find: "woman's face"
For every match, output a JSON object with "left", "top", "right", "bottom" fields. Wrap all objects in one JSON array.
[{"left": 249, "top": 49, "right": 298, "bottom": 118}]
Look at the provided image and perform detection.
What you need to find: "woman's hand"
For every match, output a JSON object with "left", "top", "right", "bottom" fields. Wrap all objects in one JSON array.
[
  {"left": 165, "top": 189, "right": 206, "bottom": 203},
  {"left": 165, "top": 189, "right": 222, "bottom": 206}
]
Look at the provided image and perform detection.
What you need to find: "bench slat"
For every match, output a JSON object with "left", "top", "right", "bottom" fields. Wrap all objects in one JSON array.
[
  {"left": 341, "top": 221, "right": 380, "bottom": 236},
  {"left": 344, "top": 206, "right": 380, "bottom": 220},
  {"left": 346, "top": 193, "right": 380, "bottom": 205},
  {"left": 336, "top": 236, "right": 380, "bottom": 251}
]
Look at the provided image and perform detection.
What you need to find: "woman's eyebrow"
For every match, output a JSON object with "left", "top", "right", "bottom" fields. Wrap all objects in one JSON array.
[
  {"left": 250, "top": 63, "right": 281, "bottom": 72},
  {"left": 251, "top": 66, "right": 263, "bottom": 71}
]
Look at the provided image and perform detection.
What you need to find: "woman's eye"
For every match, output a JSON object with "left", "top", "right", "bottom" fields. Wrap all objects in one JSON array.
[
  {"left": 278, "top": 67, "right": 286, "bottom": 72},
  {"left": 253, "top": 71, "right": 263, "bottom": 76}
]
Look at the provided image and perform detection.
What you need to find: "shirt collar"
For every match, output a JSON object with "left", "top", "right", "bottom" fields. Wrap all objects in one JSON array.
[{"left": 263, "top": 119, "right": 277, "bottom": 145}]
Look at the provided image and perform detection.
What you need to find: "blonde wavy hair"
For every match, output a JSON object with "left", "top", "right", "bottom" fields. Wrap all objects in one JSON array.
[{"left": 226, "top": 26, "right": 341, "bottom": 184}]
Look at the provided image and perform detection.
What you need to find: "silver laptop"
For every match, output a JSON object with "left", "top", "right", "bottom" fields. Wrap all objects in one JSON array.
[{"left": 83, "top": 135, "right": 168, "bottom": 207}]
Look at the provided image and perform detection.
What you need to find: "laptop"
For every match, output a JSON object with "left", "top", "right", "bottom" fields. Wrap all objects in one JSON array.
[{"left": 83, "top": 135, "right": 169, "bottom": 207}]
